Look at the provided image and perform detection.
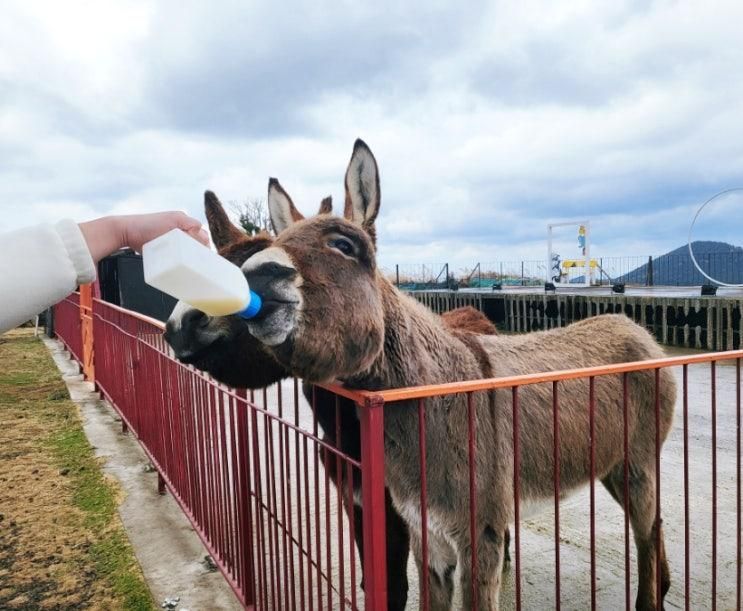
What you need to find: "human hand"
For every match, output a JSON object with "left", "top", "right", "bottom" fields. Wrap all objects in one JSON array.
[
  {"left": 79, "top": 212, "right": 210, "bottom": 263},
  {"left": 116, "top": 212, "right": 209, "bottom": 252}
]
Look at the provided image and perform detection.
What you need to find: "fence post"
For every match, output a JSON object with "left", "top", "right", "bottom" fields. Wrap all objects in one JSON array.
[
  {"left": 396, "top": 264, "right": 400, "bottom": 287},
  {"left": 521, "top": 261, "right": 525, "bottom": 286},
  {"left": 445, "top": 263, "right": 449, "bottom": 290},
  {"left": 359, "top": 396, "right": 387, "bottom": 611},
  {"left": 647, "top": 256, "right": 654, "bottom": 287},
  {"left": 79, "top": 283, "right": 95, "bottom": 381}
]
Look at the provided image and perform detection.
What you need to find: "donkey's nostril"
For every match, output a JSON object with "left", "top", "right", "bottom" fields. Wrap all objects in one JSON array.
[
  {"left": 164, "top": 306, "right": 218, "bottom": 363},
  {"left": 182, "top": 308, "right": 209, "bottom": 329}
]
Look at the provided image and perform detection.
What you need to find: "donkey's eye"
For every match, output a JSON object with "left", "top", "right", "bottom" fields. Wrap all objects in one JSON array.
[{"left": 328, "top": 236, "right": 355, "bottom": 257}]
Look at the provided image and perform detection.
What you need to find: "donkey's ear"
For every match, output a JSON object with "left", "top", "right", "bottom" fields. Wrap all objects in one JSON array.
[
  {"left": 343, "top": 139, "right": 380, "bottom": 237},
  {"left": 318, "top": 195, "right": 333, "bottom": 215},
  {"left": 268, "top": 178, "right": 304, "bottom": 234},
  {"left": 204, "top": 190, "right": 245, "bottom": 250}
]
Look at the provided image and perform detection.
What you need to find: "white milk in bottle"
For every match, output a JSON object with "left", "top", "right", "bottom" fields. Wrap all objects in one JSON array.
[{"left": 142, "top": 229, "right": 262, "bottom": 319}]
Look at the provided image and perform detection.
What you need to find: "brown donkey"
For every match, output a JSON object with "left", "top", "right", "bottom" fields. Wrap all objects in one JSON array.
[
  {"left": 166, "top": 190, "right": 502, "bottom": 610},
  {"left": 168, "top": 141, "right": 675, "bottom": 609}
]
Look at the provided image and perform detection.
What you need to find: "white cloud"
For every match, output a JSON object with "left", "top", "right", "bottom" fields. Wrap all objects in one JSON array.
[{"left": 1, "top": 0, "right": 742, "bottom": 272}]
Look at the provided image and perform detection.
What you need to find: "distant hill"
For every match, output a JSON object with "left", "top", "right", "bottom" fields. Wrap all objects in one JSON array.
[{"left": 615, "top": 241, "right": 743, "bottom": 286}]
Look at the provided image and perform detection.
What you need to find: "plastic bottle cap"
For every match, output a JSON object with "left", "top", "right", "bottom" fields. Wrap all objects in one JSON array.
[{"left": 238, "top": 290, "right": 262, "bottom": 320}]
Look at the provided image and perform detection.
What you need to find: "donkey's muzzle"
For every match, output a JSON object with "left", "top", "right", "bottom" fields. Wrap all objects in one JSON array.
[
  {"left": 242, "top": 262, "right": 298, "bottom": 303},
  {"left": 165, "top": 307, "right": 218, "bottom": 363},
  {"left": 241, "top": 259, "right": 301, "bottom": 347}
]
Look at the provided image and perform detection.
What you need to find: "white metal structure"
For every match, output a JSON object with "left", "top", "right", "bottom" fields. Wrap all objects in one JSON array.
[{"left": 547, "top": 220, "right": 592, "bottom": 287}]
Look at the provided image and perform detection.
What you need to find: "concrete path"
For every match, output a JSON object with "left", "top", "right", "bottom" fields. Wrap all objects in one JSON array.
[{"left": 44, "top": 337, "right": 241, "bottom": 611}]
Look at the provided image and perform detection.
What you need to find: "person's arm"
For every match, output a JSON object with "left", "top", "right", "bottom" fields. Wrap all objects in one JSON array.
[{"left": 0, "top": 213, "right": 208, "bottom": 334}]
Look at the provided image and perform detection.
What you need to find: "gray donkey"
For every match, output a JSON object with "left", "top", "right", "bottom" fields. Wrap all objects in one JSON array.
[{"left": 167, "top": 140, "right": 676, "bottom": 610}]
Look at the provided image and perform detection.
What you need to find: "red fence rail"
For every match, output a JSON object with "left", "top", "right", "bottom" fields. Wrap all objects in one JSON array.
[
  {"left": 54, "top": 293, "right": 83, "bottom": 364},
  {"left": 53, "top": 293, "right": 742, "bottom": 610},
  {"left": 56, "top": 295, "right": 368, "bottom": 609}
]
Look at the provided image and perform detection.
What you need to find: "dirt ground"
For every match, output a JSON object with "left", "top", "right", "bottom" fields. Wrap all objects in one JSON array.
[
  {"left": 0, "top": 329, "right": 153, "bottom": 610},
  {"left": 248, "top": 348, "right": 741, "bottom": 610}
]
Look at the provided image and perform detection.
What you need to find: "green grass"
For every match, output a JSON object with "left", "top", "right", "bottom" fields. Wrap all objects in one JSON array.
[
  {"left": 0, "top": 331, "right": 155, "bottom": 610},
  {"left": 49, "top": 427, "right": 119, "bottom": 530}
]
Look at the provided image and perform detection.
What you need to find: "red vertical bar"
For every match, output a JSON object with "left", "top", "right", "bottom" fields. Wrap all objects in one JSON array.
[
  {"left": 311, "top": 389, "right": 323, "bottom": 611},
  {"left": 269, "top": 413, "right": 285, "bottom": 610},
  {"left": 228, "top": 398, "right": 246, "bottom": 602},
  {"left": 227, "top": 396, "right": 240, "bottom": 581},
  {"left": 553, "top": 381, "right": 561, "bottom": 610},
  {"left": 211, "top": 386, "right": 227, "bottom": 564},
  {"left": 196, "top": 379, "right": 211, "bottom": 541},
  {"left": 418, "top": 398, "right": 430, "bottom": 611},
  {"left": 279, "top": 385, "right": 296, "bottom": 611},
  {"left": 467, "top": 392, "right": 478, "bottom": 609},
  {"left": 623, "top": 373, "right": 631, "bottom": 611},
  {"left": 294, "top": 381, "right": 306, "bottom": 611},
  {"left": 231, "top": 396, "right": 247, "bottom": 602},
  {"left": 513, "top": 386, "right": 522, "bottom": 611},
  {"left": 218, "top": 392, "right": 234, "bottom": 574},
  {"left": 202, "top": 380, "right": 216, "bottom": 550},
  {"left": 736, "top": 358, "right": 741, "bottom": 611},
  {"left": 274, "top": 386, "right": 288, "bottom": 609},
  {"left": 303, "top": 435, "right": 314, "bottom": 611},
  {"left": 169, "top": 362, "right": 186, "bottom": 507},
  {"left": 325, "top": 442, "right": 332, "bottom": 609},
  {"left": 359, "top": 396, "right": 387, "bottom": 611},
  {"left": 335, "top": 396, "right": 346, "bottom": 610},
  {"left": 655, "top": 369, "right": 663, "bottom": 610},
  {"left": 156, "top": 355, "right": 170, "bottom": 490},
  {"left": 711, "top": 361, "right": 717, "bottom": 610},
  {"left": 229, "top": 395, "right": 247, "bottom": 600},
  {"left": 683, "top": 365, "right": 690, "bottom": 611},
  {"left": 589, "top": 377, "right": 596, "bottom": 611},
  {"left": 264, "top": 408, "right": 280, "bottom": 610},
  {"left": 347, "top": 461, "right": 357, "bottom": 611},
  {"left": 247, "top": 395, "right": 265, "bottom": 611},
  {"left": 250, "top": 405, "right": 268, "bottom": 609},
  {"left": 241, "top": 390, "right": 258, "bottom": 606},
  {"left": 203, "top": 383, "right": 217, "bottom": 556},
  {"left": 185, "top": 369, "right": 203, "bottom": 531}
]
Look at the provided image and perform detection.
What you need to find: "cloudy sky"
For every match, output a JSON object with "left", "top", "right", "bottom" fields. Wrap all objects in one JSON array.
[{"left": 2, "top": 0, "right": 742, "bottom": 273}]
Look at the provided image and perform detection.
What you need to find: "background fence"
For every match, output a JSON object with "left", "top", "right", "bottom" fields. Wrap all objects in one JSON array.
[
  {"left": 389, "top": 250, "right": 743, "bottom": 289},
  {"left": 53, "top": 292, "right": 742, "bottom": 609}
]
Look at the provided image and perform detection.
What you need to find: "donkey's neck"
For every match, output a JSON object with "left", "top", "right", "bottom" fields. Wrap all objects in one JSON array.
[{"left": 343, "top": 278, "right": 482, "bottom": 391}]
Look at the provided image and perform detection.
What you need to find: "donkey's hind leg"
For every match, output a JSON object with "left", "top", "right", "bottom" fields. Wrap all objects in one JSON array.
[
  {"left": 458, "top": 523, "right": 506, "bottom": 611},
  {"left": 602, "top": 463, "right": 670, "bottom": 611},
  {"left": 409, "top": 528, "right": 457, "bottom": 611}
]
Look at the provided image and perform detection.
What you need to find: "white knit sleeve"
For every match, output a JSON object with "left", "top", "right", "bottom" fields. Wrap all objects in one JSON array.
[{"left": 0, "top": 220, "right": 96, "bottom": 333}]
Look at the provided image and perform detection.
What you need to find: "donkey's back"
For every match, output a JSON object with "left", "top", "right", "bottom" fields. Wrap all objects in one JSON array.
[{"left": 479, "top": 313, "right": 676, "bottom": 508}]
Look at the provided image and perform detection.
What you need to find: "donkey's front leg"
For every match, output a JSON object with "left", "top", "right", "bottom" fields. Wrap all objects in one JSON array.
[{"left": 458, "top": 524, "right": 505, "bottom": 611}]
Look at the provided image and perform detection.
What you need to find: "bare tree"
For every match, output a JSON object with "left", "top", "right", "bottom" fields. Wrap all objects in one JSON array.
[{"left": 229, "top": 197, "right": 272, "bottom": 236}]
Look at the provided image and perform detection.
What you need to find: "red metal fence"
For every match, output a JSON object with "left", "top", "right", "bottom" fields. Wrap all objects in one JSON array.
[
  {"left": 54, "top": 292, "right": 83, "bottom": 363},
  {"left": 53, "top": 293, "right": 742, "bottom": 610}
]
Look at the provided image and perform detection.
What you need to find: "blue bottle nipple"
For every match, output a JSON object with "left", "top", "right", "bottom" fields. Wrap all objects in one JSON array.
[{"left": 238, "top": 290, "right": 262, "bottom": 320}]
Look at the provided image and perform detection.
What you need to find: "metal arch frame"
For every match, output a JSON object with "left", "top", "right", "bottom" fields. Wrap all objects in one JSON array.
[
  {"left": 547, "top": 220, "right": 591, "bottom": 287},
  {"left": 688, "top": 188, "right": 743, "bottom": 288}
]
